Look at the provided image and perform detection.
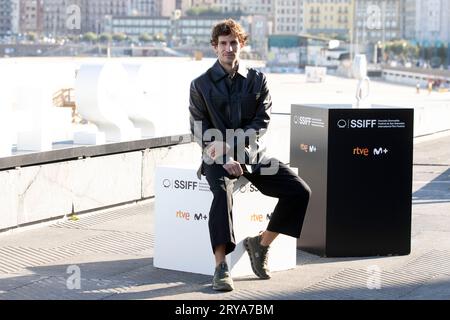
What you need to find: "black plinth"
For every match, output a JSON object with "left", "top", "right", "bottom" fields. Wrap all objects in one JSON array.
[{"left": 290, "top": 104, "right": 414, "bottom": 257}]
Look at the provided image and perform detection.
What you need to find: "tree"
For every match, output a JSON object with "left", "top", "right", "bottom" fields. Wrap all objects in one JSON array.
[
  {"left": 385, "top": 40, "right": 421, "bottom": 63},
  {"left": 26, "top": 32, "right": 37, "bottom": 42},
  {"left": 154, "top": 32, "right": 166, "bottom": 42},
  {"left": 112, "top": 33, "right": 128, "bottom": 42},
  {"left": 334, "top": 34, "right": 349, "bottom": 42},
  {"left": 424, "top": 46, "right": 432, "bottom": 61},
  {"left": 139, "top": 33, "right": 152, "bottom": 43},
  {"left": 82, "top": 32, "right": 97, "bottom": 42},
  {"left": 186, "top": 6, "right": 221, "bottom": 16},
  {"left": 99, "top": 33, "right": 112, "bottom": 43},
  {"left": 407, "top": 44, "right": 419, "bottom": 59},
  {"left": 67, "top": 34, "right": 80, "bottom": 43},
  {"left": 437, "top": 45, "right": 447, "bottom": 66}
]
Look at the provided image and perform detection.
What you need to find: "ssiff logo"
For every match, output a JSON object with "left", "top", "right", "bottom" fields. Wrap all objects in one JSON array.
[
  {"left": 163, "top": 179, "right": 200, "bottom": 190},
  {"left": 293, "top": 116, "right": 312, "bottom": 126},
  {"left": 239, "top": 184, "right": 259, "bottom": 193},
  {"left": 338, "top": 119, "right": 377, "bottom": 129}
]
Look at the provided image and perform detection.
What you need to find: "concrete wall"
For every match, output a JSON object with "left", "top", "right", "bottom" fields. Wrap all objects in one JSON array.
[
  {"left": 0, "top": 143, "right": 201, "bottom": 232},
  {"left": 414, "top": 104, "right": 450, "bottom": 137},
  {"left": 383, "top": 70, "right": 450, "bottom": 87}
]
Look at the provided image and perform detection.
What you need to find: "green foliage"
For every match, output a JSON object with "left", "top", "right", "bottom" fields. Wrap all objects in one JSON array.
[
  {"left": 26, "top": 32, "right": 37, "bottom": 41},
  {"left": 154, "top": 32, "right": 166, "bottom": 42},
  {"left": 99, "top": 33, "right": 112, "bottom": 43},
  {"left": 385, "top": 40, "right": 420, "bottom": 61},
  {"left": 139, "top": 33, "right": 152, "bottom": 42},
  {"left": 112, "top": 33, "right": 128, "bottom": 42},
  {"left": 186, "top": 6, "right": 222, "bottom": 16},
  {"left": 82, "top": 32, "right": 97, "bottom": 42}
]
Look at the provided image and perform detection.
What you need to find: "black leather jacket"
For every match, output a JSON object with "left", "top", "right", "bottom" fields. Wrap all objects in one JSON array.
[{"left": 189, "top": 60, "right": 272, "bottom": 174}]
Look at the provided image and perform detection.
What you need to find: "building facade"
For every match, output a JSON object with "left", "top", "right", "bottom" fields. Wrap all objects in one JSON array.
[
  {"left": 241, "top": 0, "right": 273, "bottom": 16},
  {"left": 416, "top": 0, "right": 450, "bottom": 44},
  {"left": 43, "top": 0, "right": 84, "bottom": 36},
  {"left": 19, "top": 0, "right": 44, "bottom": 34},
  {"left": 401, "top": 0, "right": 416, "bottom": 40},
  {"left": 42, "top": 0, "right": 131, "bottom": 35},
  {"left": 0, "top": 0, "right": 18, "bottom": 36},
  {"left": 354, "top": 0, "right": 402, "bottom": 46},
  {"left": 111, "top": 15, "right": 226, "bottom": 44},
  {"left": 110, "top": 14, "right": 268, "bottom": 48},
  {"left": 273, "top": 0, "right": 304, "bottom": 34},
  {"left": 304, "top": 0, "right": 354, "bottom": 39}
]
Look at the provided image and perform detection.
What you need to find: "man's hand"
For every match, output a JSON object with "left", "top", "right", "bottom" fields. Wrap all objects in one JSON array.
[
  {"left": 205, "top": 141, "right": 230, "bottom": 160},
  {"left": 223, "top": 160, "right": 244, "bottom": 177}
]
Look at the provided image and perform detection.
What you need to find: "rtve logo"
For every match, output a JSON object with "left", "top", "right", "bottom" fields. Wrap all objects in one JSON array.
[
  {"left": 338, "top": 119, "right": 377, "bottom": 129},
  {"left": 175, "top": 210, "right": 208, "bottom": 221},
  {"left": 353, "top": 147, "right": 369, "bottom": 157},
  {"left": 250, "top": 212, "right": 272, "bottom": 222},
  {"left": 300, "top": 144, "right": 317, "bottom": 153}
]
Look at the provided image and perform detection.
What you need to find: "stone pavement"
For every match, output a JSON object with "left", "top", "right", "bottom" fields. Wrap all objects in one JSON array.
[{"left": 0, "top": 132, "right": 449, "bottom": 300}]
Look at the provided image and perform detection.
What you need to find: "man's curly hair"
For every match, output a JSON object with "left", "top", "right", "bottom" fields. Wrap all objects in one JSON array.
[{"left": 210, "top": 19, "right": 249, "bottom": 47}]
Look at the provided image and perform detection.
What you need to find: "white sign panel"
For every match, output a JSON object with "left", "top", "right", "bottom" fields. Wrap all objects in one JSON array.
[{"left": 154, "top": 165, "right": 296, "bottom": 277}]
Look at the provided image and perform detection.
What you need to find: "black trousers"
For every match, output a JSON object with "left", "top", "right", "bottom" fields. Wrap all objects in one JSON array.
[{"left": 203, "top": 159, "right": 311, "bottom": 255}]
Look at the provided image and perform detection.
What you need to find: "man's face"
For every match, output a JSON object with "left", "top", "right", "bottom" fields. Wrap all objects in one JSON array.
[{"left": 214, "top": 34, "right": 243, "bottom": 66}]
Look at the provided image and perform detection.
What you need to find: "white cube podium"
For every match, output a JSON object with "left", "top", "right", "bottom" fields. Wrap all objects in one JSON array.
[{"left": 154, "top": 165, "right": 297, "bottom": 277}]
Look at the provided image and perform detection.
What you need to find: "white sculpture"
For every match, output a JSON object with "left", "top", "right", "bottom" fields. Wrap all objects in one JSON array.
[
  {"left": 0, "top": 63, "right": 14, "bottom": 156},
  {"left": 352, "top": 54, "right": 371, "bottom": 108},
  {"left": 123, "top": 63, "right": 158, "bottom": 137},
  {"left": 4, "top": 61, "right": 77, "bottom": 152},
  {"left": 15, "top": 86, "right": 53, "bottom": 152},
  {"left": 75, "top": 62, "right": 141, "bottom": 143}
]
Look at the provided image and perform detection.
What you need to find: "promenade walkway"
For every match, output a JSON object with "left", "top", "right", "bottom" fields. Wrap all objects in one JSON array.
[{"left": 0, "top": 132, "right": 449, "bottom": 300}]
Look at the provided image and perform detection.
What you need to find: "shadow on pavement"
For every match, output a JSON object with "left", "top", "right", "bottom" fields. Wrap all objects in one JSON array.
[{"left": 413, "top": 168, "right": 450, "bottom": 204}]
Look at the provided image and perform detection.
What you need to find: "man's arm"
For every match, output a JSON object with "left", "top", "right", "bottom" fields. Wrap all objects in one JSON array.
[
  {"left": 189, "top": 80, "right": 212, "bottom": 149},
  {"left": 189, "top": 80, "right": 231, "bottom": 163},
  {"left": 243, "top": 73, "right": 272, "bottom": 135}
]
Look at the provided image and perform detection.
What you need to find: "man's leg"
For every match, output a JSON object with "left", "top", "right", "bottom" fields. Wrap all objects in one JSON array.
[
  {"left": 247, "top": 160, "right": 311, "bottom": 239},
  {"left": 243, "top": 159, "right": 311, "bottom": 279},
  {"left": 203, "top": 163, "right": 238, "bottom": 291},
  {"left": 214, "top": 244, "right": 226, "bottom": 266},
  {"left": 203, "top": 163, "right": 238, "bottom": 261},
  {"left": 260, "top": 230, "right": 279, "bottom": 246}
]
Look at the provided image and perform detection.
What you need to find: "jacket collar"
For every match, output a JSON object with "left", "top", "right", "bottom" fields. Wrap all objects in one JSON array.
[{"left": 210, "top": 59, "right": 248, "bottom": 82}]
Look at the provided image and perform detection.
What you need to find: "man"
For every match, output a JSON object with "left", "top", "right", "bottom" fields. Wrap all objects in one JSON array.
[{"left": 189, "top": 19, "right": 311, "bottom": 291}]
